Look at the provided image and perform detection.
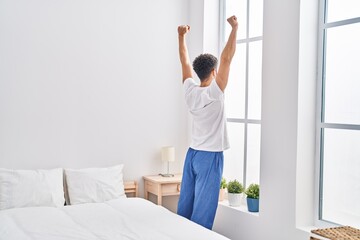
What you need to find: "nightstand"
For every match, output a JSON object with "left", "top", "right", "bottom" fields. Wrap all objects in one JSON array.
[{"left": 143, "top": 174, "right": 182, "bottom": 206}]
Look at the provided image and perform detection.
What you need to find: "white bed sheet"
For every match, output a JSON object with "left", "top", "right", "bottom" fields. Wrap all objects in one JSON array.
[{"left": 0, "top": 198, "right": 230, "bottom": 240}]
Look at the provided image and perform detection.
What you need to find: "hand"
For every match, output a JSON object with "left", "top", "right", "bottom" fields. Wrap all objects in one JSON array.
[
  {"left": 178, "top": 25, "right": 190, "bottom": 36},
  {"left": 227, "top": 15, "right": 238, "bottom": 29}
]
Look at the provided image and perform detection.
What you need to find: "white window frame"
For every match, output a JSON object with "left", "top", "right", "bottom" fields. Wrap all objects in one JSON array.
[
  {"left": 315, "top": 0, "right": 360, "bottom": 227},
  {"left": 219, "top": 0, "right": 262, "bottom": 187}
]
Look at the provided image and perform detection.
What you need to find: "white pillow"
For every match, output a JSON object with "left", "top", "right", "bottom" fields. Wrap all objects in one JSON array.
[
  {"left": 64, "top": 164, "right": 125, "bottom": 205},
  {"left": 0, "top": 168, "right": 65, "bottom": 210}
]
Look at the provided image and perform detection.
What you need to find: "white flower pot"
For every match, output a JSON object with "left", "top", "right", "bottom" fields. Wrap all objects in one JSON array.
[{"left": 228, "top": 193, "right": 242, "bottom": 207}]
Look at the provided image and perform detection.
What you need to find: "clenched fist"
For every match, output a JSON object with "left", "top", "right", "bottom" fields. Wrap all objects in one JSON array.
[
  {"left": 178, "top": 25, "right": 190, "bottom": 36},
  {"left": 227, "top": 15, "right": 238, "bottom": 29}
]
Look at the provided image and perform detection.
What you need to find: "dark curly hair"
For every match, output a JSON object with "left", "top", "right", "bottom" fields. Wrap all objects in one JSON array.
[{"left": 192, "top": 53, "right": 218, "bottom": 82}]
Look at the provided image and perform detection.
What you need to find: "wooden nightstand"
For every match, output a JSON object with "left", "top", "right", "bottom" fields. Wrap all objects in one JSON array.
[{"left": 143, "top": 174, "right": 182, "bottom": 206}]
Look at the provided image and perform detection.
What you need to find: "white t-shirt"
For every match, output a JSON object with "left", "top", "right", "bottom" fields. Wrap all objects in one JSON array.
[{"left": 183, "top": 78, "right": 229, "bottom": 152}]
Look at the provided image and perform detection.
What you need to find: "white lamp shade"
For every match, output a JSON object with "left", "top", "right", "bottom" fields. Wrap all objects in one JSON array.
[{"left": 161, "top": 146, "right": 175, "bottom": 162}]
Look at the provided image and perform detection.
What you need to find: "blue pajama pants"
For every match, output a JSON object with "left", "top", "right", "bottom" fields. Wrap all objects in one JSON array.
[{"left": 177, "top": 148, "right": 224, "bottom": 230}]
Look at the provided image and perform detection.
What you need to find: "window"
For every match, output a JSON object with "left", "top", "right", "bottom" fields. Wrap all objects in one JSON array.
[
  {"left": 220, "top": 0, "right": 263, "bottom": 189},
  {"left": 317, "top": 0, "right": 360, "bottom": 228}
]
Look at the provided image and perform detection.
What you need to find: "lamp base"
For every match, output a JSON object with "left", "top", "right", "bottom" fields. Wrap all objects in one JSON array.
[{"left": 159, "top": 173, "right": 174, "bottom": 177}]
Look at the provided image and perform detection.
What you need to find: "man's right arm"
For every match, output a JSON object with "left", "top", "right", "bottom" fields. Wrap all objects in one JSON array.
[
  {"left": 178, "top": 25, "right": 193, "bottom": 82},
  {"left": 216, "top": 16, "right": 238, "bottom": 92}
]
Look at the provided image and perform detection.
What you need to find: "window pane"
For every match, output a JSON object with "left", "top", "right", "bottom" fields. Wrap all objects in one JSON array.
[
  {"left": 223, "top": 122, "right": 244, "bottom": 182},
  {"left": 321, "top": 128, "right": 360, "bottom": 228},
  {"left": 324, "top": 23, "right": 360, "bottom": 124},
  {"left": 246, "top": 123, "right": 261, "bottom": 186},
  {"left": 327, "top": 0, "right": 360, "bottom": 23},
  {"left": 226, "top": 43, "right": 246, "bottom": 119},
  {"left": 248, "top": 40, "right": 262, "bottom": 120},
  {"left": 249, "top": 0, "right": 263, "bottom": 38},
  {"left": 225, "top": 0, "right": 247, "bottom": 40}
]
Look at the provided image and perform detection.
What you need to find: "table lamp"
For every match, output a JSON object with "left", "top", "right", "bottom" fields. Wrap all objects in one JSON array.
[{"left": 160, "top": 146, "right": 175, "bottom": 177}]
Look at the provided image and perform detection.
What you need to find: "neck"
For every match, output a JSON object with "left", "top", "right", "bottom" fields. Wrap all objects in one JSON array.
[{"left": 200, "top": 77, "right": 213, "bottom": 87}]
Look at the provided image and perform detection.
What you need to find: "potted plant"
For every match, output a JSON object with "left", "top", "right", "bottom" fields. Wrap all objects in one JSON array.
[
  {"left": 227, "top": 179, "right": 244, "bottom": 207},
  {"left": 219, "top": 177, "right": 227, "bottom": 202},
  {"left": 245, "top": 183, "right": 259, "bottom": 212}
]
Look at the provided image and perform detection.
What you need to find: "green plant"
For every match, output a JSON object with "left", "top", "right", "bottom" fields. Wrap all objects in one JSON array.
[
  {"left": 220, "top": 177, "right": 227, "bottom": 189},
  {"left": 227, "top": 179, "right": 244, "bottom": 194},
  {"left": 245, "top": 184, "right": 259, "bottom": 199}
]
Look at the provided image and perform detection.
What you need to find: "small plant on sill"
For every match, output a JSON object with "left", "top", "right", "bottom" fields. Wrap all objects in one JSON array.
[
  {"left": 227, "top": 179, "right": 244, "bottom": 207},
  {"left": 245, "top": 183, "right": 260, "bottom": 212},
  {"left": 244, "top": 184, "right": 259, "bottom": 199},
  {"left": 227, "top": 179, "right": 244, "bottom": 194},
  {"left": 219, "top": 178, "right": 227, "bottom": 202},
  {"left": 220, "top": 177, "right": 227, "bottom": 189}
]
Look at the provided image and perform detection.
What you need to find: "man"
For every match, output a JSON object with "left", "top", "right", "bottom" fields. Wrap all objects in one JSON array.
[{"left": 177, "top": 16, "right": 238, "bottom": 230}]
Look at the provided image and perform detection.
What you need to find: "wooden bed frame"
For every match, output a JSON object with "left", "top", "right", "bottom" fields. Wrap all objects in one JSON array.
[{"left": 124, "top": 181, "right": 138, "bottom": 197}]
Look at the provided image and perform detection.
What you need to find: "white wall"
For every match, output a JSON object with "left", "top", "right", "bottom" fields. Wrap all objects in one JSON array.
[{"left": 0, "top": 0, "right": 190, "bottom": 210}]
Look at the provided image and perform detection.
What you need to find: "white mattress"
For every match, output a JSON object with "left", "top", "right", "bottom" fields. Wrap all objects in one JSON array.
[{"left": 0, "top": 197, "right": 230, "bottom": 240}]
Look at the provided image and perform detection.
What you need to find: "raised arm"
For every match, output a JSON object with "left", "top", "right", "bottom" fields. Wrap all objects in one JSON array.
[
  {"left": 178, "top": 25, "right": 193, "bottom": 82},
  {"left": 216, "top": 16, "right": 238, "bottom": 92}
]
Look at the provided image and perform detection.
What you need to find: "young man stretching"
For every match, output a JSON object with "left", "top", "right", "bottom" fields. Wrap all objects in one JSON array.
[{"left": 177, "top": 16, "right": 238, "bottom": 230}]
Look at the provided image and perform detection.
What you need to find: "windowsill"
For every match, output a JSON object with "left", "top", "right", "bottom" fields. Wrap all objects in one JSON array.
[
  {"left": 218, "top": 201, "right": 336, "bottom": 239},
  {"left": 296, "top": 222, "right": 343, "bottom": 239},
  {"left": 296, "top": 225, "right": 332, "bottom": 240},
  {"left": 218, "top": 200, "right": 259, "bottom": 217}
]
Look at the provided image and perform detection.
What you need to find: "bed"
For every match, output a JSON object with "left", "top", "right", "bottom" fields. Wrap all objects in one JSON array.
[{"left": 0, "top": 166, "right": 230, "bottom": 240}]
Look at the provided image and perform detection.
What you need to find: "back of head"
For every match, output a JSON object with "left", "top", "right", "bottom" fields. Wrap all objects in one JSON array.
[{"left": 192, "top": 53, "right": 218, "bottom": 82}]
